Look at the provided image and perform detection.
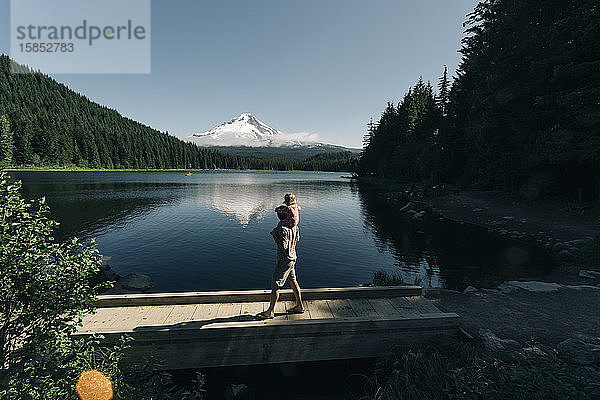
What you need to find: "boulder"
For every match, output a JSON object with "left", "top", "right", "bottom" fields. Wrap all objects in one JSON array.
[
  {"left": 565, "top": 239, "right": 589, "bottom": 247},
  {"left": 579, "top": 270, "right": 600, "bottom": 281},
  {"left": 98, "top": 265, "right": 119, "bottom": 282},
  {"left": 413, "top": 211, "right": 426, "bottom": 220},
  {"left": 114, "top": 273, "right": 153, "bottom": 292},
  {"left": 423, "top": 288, "right": 459, "bottom": 296},
  {"left": 463, "top": 286, "right": 478, "bottom": 294},
  {"left": 552, "top": 242, "right": 568, "bottom": 254},
  {"left": 558, "top": 339, "right": 600, "bottom": 366},
  {"left": 497, "top": 282, "right": 521, "bottom": 294},
  {"left": 476, "top": 329, "right": 521, "bottom": 354},
  {"left": 480, "top": 288, "right": 501, "bottom": 294},
  {"left": 498, "top": 281, "right": 563, "bottom": 293},
  {"left": 521, "top": 346, "right": 547, "bottom": 356},
  {"left": 563, "top": 285, "right": 600, "bottom": 291},
  {"left": 103, "top": 287, "right": 141, "bottom": 295},
  {"left": 557, "top": 249, "right": 574, "bottom": 261}
]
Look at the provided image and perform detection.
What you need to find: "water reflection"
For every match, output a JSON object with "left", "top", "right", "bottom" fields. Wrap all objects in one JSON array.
[
  {"left": 8, "top": 171, "right": 552, "bottom": 292},
  {"left": 200, "top": 183, "right": 319, "bottom": 227},
  {"left": 19, "top": 181, "right": 182, "bottom": 240},
  {"left": 357, "top": 182, "right": 553, "bottom": 290}
]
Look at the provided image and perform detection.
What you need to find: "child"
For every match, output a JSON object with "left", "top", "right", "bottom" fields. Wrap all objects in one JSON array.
[{"left": 275, "top": 192, "right": 301, "bottom": 228}]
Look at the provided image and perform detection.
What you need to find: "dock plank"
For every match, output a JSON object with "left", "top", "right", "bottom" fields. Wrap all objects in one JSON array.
[
  {"left": 347, "top": 298, "right": 379, "bottom": 317},
  {"left": 304, "top": 300, "right": 333, "bottom": 319},
  {"left": 284, "top": 301, "right": 308, "bottom": 320},
  {"left": 404, "top": 296, "right": 441, "bottom": 314},
  {"left": 326, "top": 299, "right": 356, "bottom": 318},
  {"left": 163, "top": 304, "right": 198, "bottom": 326},
  {"left": 273, "top": 301, "right": 288, "bottom": 320},
  {"left": 368, "top": 298, "right": 398, "bottom": 317},
  {"left": 78, "top": 307, "right": 126, "bottom": 332},
  {"left": 216, "top": 302, "right": 242, "bottom": 321},
  {"left": 139, "top": 305, "right": 175, "bottom": 327},
  {"left": 109, "top": 306, "right": 154, "bottom": 331},
  {"left": 388, "top": 297, "right": 420, "bottom": 315},
  {"left": 302, "top": 299, "right": 312, "bottom": 319},
  {"left": 191, "top": 303, "right": 221, "bottom": 321},
  {"left": 239, "top": 302, "right": 265, "bottom": 318}
]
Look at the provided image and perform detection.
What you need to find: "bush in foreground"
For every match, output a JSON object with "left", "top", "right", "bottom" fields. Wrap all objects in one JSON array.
[{"left": 0, "top": 173, "right": 205, "bottom": 399}]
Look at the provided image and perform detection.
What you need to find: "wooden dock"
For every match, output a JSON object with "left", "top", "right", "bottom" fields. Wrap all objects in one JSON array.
[{"left": 74, "top": 286, "right": 459, "bottom": 369}]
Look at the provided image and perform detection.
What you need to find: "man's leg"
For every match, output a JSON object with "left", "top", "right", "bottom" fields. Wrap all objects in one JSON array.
[
  {"left": 262, "top": 284, "right": 280, "bottom": 318},
  {"left": 289, "top": 279, "right": 304, "bottom": 312}
]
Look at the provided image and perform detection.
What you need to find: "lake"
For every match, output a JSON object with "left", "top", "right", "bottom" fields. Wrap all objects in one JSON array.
[{"left": 10, "top": 171, "right": 552, "bottom": 292}]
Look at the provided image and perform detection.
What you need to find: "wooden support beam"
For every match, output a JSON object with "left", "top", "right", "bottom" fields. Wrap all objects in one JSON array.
[{"left": 95, "top": 286, "right": 422, "bottom": 307}]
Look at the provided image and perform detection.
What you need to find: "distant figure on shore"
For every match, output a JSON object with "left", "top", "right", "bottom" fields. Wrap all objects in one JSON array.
[
  {"left": 257, "top": 193, "right": 303, "bottom": 319},
  {"left": 275, "top": 192, "right": 301, "bottom": 228}
]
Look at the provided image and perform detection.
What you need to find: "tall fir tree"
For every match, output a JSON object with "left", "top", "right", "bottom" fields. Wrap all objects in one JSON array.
[
  {"left": 437, "top": 65, "right": 449, "bottom": 116},
  {"left": 0, "top": 115, "right": 14, "bottom": 167}
]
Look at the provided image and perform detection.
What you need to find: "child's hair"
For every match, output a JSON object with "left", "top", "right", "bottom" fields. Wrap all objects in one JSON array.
[
  {"left": 284, "top": 192, "right": 296, "bottom": 205},
  {"left": 277, "top": 210, "right": 287, "bottom": 220}
]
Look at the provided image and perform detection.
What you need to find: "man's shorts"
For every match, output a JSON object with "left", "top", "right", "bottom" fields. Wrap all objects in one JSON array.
[{"left": 271, "top": 258, "right": 297, "bottom": 289}]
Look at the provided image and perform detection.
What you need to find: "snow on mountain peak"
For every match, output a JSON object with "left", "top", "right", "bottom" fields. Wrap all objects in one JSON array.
[{"left": 186, "top": 113, "right": 314, "bottom": 147}]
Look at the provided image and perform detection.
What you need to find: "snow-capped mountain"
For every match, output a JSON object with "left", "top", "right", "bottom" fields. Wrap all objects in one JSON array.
[{"left": 185, "top": 113, "right": 318, "bottom": 147}]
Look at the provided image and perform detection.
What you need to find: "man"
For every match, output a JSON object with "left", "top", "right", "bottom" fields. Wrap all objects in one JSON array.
[{"left": 256, "top": 211, "right": 303, "bottom": 319}]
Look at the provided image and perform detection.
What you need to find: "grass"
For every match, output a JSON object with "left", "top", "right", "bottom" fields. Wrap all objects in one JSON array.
[
  {"left": 367, "top": 337, "right": 600, "bottom": 400},
  {"left": 372, "top": 270, "right": 422, "bottom": 287},
  {"left": 373, "top": 270, "right": 405, "bottom": 286}
]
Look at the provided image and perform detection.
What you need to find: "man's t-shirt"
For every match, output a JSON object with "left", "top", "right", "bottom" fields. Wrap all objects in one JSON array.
[{"left": 270, "top": 225, "right": 300, "bottom": 261}]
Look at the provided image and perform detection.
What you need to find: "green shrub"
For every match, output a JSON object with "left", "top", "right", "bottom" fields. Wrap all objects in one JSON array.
[
  {"left": 0, "top": 172, "right": 106, "bottom": 393},
  {"left": 0, "top": 173, "right": 205, "bottom": 399}
]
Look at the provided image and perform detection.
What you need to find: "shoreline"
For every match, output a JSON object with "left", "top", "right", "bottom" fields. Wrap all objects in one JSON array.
[
  {"left": 357, "top": 177, "right": 599, "bottom": 286},
  {"left": 357, "top": 177, "right": 599, "bottom": 351},
  {"left": 3, "top": 167, "right": 348, "bottom": 173}
]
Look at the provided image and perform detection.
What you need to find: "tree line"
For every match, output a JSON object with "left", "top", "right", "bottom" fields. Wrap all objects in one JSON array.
[
  {"left": 0, "top": 55, "right": 356, "bottom": 172},
  {"left": 360, "top": 0, "right": 600, "bottom": 199}
]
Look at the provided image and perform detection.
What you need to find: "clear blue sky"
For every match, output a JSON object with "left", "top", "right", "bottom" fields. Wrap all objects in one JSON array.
[{"left": 0, "top": 0, "right": 478, "bottom": 148}]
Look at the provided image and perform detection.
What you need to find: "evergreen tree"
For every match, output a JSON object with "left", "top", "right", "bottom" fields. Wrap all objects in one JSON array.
[
  {"left": 437, "top": 65, "right": 449, "bottom": 116},
  {"left": 360, "top": 0, "right": 600, "bottom": 199},
  {"left": 0, "top": 115, "right": 13, "bottom": 167}
]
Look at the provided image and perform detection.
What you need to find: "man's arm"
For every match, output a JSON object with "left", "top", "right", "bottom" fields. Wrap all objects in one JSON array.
[
  {"left": 281, "top": 227, "right": 291, "bottom": 251},
  {"left": 271, "top": 226, "right": 287, "bottom": 253}
]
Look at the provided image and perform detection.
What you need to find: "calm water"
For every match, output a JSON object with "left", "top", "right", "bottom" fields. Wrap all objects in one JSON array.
[{"left": 11, "top": 171, "right": 552, "bottom": 292}]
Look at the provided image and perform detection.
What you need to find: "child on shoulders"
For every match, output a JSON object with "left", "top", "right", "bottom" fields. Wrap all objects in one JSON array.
[{"left": 275, "top": 192, "right": 301, "bottom": 228}]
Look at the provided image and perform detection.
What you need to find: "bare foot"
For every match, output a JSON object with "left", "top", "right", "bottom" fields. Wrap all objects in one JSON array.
[
  {"left": 256, "top": 311, "right": 274, "bottom": 320},
  {"left": 288, "top": 305, "right": 304, "bottom": 314}
]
